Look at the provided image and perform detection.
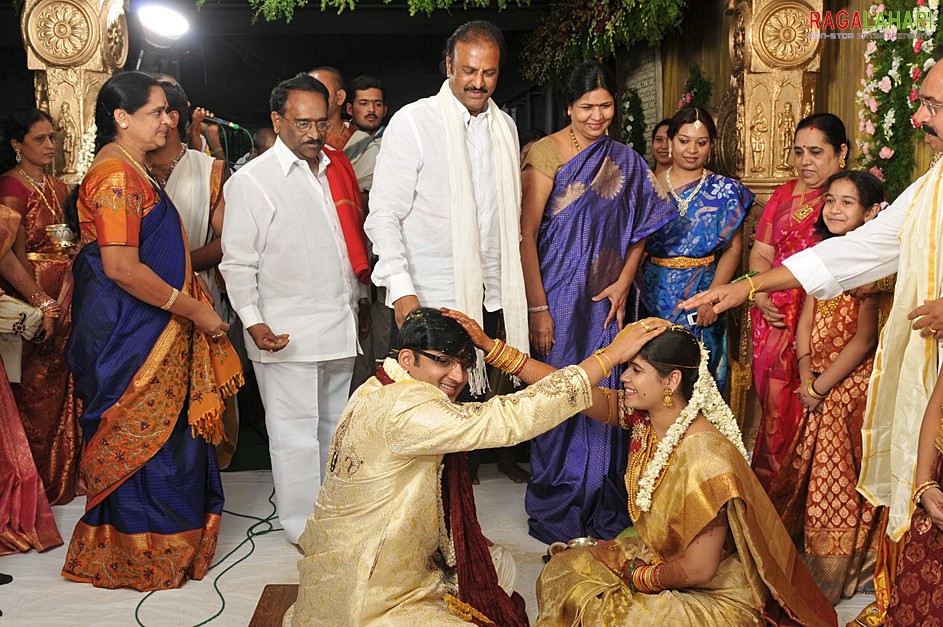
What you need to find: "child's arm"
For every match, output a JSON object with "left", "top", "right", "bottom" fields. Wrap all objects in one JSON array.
[
  {"left": 795, "top": 295, "right": 819, "bottom": 411},
  {"left": 810, "top": 297, "right": 879, "bottom": 396}
]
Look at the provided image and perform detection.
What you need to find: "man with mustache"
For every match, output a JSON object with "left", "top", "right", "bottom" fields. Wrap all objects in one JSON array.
[
  {"left": 344, "top": 74, "right": 387, "bottom": 194},
  {"left": 683, "top": 56, "right": 943, "bottom": 625},
  {"left": 365, "top": 20, "right": 531, "bottom": 483},
  {"left": 220, "top": 73, "right": 370, "bottom": 545}
]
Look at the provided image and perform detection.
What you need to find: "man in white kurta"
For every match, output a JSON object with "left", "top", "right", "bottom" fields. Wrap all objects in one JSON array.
[
  {"left": 364, "top": 21, "right": 528, "bottom": 397},
  {"left": 220, "top": 74, "right": 362, "bottom": 543}
]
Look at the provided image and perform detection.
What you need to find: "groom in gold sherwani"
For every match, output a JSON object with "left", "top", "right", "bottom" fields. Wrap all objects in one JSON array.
[{"left": 283, "top": 308, "right": 664, "bottom": 625}]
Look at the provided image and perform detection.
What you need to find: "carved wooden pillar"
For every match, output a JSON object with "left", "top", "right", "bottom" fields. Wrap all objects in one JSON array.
[
  {"left": 20, "top": 0, "right": 128, "bottom": 185},
  {"left": 717, "top": 0, "right": 822, "bottom": 438},
  {"left": 737, "top": 0, "right": 823, "bottom": 197}
]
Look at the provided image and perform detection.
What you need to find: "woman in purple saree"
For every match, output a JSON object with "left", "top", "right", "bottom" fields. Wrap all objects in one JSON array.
[{"left": 520, "top": 62, "right": 675, "bottom": 543}]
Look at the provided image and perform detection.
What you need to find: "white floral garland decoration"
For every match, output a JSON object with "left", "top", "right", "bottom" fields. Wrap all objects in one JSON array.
[
  {"left": 75, "top": 122, "right": 97, "bottom": 181},
  {"left": 634, "top": 342, "right": 749, "bottom": 513}
]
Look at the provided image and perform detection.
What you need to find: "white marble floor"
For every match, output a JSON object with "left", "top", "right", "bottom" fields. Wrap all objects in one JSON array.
[{"left": 2, "top": 467, "right": 870, "bottom": 625}]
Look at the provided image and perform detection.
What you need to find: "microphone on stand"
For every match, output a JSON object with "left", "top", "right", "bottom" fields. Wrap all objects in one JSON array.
[{"left": 204, "top": 116, "right": 242, "bottom": 131}]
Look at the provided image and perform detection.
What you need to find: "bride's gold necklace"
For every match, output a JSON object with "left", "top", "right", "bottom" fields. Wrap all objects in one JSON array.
[{"left": 793, "top": 183, "right": 823, "bottom": 222}]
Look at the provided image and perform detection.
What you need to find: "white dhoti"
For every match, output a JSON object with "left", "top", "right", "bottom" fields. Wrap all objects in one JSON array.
[{"left": 255, "top": 357, "right": 355, "bottom": 543}]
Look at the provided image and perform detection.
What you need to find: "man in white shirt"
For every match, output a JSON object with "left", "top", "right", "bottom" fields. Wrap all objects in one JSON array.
[
  {"left": 364, "top": 20, "right": 530, "bottom": 481},
  {"left": 220, "top": 73, "right": 368, "bottom": 544},
  {"left": 682, "top": 58, "right": 943, "bottom": 626}
]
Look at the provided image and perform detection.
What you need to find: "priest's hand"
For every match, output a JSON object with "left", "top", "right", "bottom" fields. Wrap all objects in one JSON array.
[
  {"left": 441, "top": 308, "right": 494, "bottom": 354},
  {"left": 394, "top": 295, "right": 420, "bottom": 329},
  {"left": 909, "top": 298, "right": 943, "bottom": 340},
  {"left": 247, "top": 322, "right": 289, "bottom": 352}
]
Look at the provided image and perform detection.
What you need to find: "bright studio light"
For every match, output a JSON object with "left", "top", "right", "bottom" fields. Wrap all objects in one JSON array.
[{"left": 138, "top": 5, "right": 189, "bottom": 48}]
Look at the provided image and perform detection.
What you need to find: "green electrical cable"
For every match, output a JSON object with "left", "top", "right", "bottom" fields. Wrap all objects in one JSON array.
[{"left": 133, "top": 487, "right": 283, "bottom": 627}]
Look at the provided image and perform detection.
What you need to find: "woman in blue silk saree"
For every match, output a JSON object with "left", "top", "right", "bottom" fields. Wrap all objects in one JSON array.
[
  {"left": 640, "top": 107, "right": 753, "bottom": 392},
  {"left": 520, "top": 62, "right": 676, "bottom": 544}
]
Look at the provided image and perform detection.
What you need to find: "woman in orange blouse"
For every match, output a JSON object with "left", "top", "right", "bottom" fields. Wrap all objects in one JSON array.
[{"left": 61, "top": 71, "right": 242, "bottom": 591}]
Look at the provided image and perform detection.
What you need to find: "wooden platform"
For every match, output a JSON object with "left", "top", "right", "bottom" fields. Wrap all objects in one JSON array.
[{"left": 249, "top": 584, "right": 298, "bottom": 627}]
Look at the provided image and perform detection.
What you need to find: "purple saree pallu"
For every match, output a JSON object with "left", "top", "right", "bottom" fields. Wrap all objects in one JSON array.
[{"left": 526, "top": 137, "right": 675, "bottom": 543}]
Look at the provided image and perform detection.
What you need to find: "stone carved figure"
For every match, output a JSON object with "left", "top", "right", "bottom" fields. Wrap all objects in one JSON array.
[
  {"left": 56, "top": 101, "right": 78, "bottom": 174},
  {"left": 777, "top": 102, "right": 797, "bottom": 170},
  {"left": 750, "top": 103, "right": 769, "bottom": 173}
]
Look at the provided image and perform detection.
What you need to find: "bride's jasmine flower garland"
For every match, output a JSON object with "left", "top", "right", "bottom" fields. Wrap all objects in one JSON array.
[{"left": 634, "top": 342, "right": 748, "bottom": 513}]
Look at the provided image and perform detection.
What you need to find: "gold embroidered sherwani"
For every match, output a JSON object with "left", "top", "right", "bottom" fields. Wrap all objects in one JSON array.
[{"left": 284, "top": 362, "right": 591, "bottom": 626}]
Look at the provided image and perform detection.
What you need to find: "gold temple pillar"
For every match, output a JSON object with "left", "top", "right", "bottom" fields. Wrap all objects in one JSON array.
[
  {"left": 715, "top": 0, "right": 823, "bottom": 439},
  {"left": 20, "top": 0, "right": 128, "bottom": 185}
]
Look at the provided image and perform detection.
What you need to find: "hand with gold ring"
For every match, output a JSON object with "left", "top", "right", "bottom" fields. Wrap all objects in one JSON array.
[
  {"left": 909, "top": 297, "right": 943, "bottom": 339},
  {"left": 639, "top": 320, "right": 651, "bottom": 331}
]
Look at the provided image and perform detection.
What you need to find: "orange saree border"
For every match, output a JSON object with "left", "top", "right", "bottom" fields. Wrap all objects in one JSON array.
[{"left": 61, "top": 512, "right": 220, "bottom": 591}]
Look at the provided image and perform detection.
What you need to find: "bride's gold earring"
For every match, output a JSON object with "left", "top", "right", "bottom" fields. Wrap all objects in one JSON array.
[
  {"left": 663, "top": 388, "right": 674, "bottom": 407},
  {"left": 839, "top": 154, "right": 846, "bottom": 169},
  {"left": 668, "top": 145, "right": 673, "bottom": 159}
]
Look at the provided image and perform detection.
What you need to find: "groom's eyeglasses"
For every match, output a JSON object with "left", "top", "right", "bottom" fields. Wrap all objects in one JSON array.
[{"left": 412, "top": 349, "right": 472, "bottom": 371}]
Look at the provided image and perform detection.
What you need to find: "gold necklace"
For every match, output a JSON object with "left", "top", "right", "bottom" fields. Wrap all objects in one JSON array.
[
  {"left": 151, "top": 144, "right": 187, "bottom": 185},
  {"left": 17, "top": 168, "right": 61, "bottom": 221},
  {"left": 114, "top": 142, "right": 160, "bottom": 188},
  {"left": 665, "top": 167, "right": 708, "bottom": 217},
  {"left": 569, "top": 128, "right": 583, "bottom": 155},
  {"left": 792, "top": 183, "right": 823, "bottom": 222}
]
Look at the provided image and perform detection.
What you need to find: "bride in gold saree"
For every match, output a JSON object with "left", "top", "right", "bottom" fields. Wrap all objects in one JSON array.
[{"left": 532, "top": 326, "right": 837, "bottom": 626}]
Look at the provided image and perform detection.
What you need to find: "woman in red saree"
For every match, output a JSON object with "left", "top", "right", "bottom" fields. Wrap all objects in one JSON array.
[
  {"left": 0, "top": 203, "right": 62, "bottom": 555},
  {"left": 0, "top": 108, "right": 82, "bottom": 505},
  {"left": 61, "top": 72, "right": 241, "bottom": 590},
  {"left": 749, "top": 113, "right": 848, "bottom": 492}
]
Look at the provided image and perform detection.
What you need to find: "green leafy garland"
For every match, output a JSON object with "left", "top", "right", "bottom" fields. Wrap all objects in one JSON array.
[
  {"left": 199, "top": 0, "right": 525, "bottom": 23},
  {"left": 856, "top": 1, "right": 942, "bottom": 199},
  {"left": 520, "top": 0, "right": 687, "bottom": 85},
  {"left": 677, "top": 65, "right": 712, "bottom": 109},
  {"left": 621, "top": 86, "right": 645, "bottom": 151}
]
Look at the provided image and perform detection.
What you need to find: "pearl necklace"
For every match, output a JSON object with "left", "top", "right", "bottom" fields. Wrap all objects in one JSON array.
[{"left": 665, "top": 167, "right": 708, "bottom": 216}]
